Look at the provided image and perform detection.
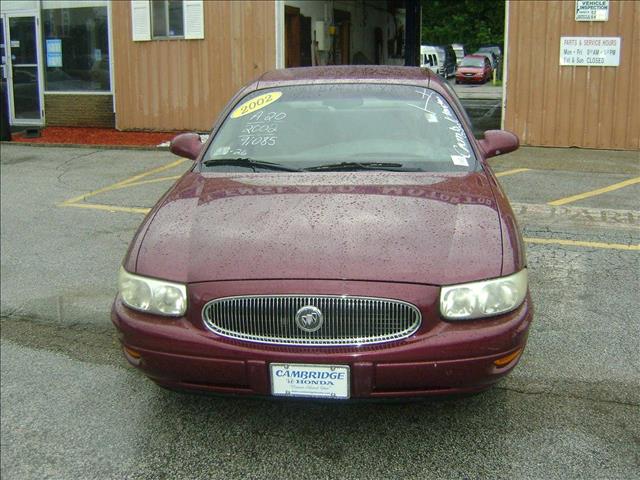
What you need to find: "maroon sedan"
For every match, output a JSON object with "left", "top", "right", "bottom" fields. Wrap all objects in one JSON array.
[
  {"left": 113, "top": 66, "right": 531, "bottom": 399},
  {"left": 456, "top": 54, "right": 492, "bottom": 84}
]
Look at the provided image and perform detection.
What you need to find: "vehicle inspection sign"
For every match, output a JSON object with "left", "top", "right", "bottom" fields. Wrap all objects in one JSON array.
[
  {"left": 575, "top": 0, "right": 609, "bottom": 21},
  {"left": 560, "top": 37, "right": 620, "bottom": 66}
]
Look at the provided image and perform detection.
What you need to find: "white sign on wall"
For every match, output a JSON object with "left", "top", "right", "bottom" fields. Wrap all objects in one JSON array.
[
  {"left": 575, "top": 0, "right": 609, "bottom": 21},
  {"left": 560, "top": 37, "right": 620, "bottom": 66}
]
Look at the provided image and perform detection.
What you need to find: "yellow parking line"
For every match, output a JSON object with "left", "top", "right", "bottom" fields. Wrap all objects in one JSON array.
[
  {"left": 61, "top": 158, "right": 187, "bottom": 205},
  {"left": 59, "top": 202, "right": 151, "bottom": 214},
  {"left": 114, "top": 159, "right": 187, "bottom": 187},
  {"left": 106, "top": 175, "right": 182, "bottom": 190},
  {"left": 548, "top": 176, "right": 640, "bottom": 206},
  {"left": 495, "top": 168, "right": 531, "bottom": 177},
  {"left": 524, "top": 237, "right": 640, "bottom": 251}
]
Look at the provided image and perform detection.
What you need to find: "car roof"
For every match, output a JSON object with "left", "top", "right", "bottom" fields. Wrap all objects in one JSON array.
[{"left": 256, "top": 66, "right": 437, "bottom": 89}]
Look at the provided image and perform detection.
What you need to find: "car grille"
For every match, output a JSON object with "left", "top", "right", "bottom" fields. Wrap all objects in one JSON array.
[{"left": 202, "top": 295, "right": 422, "bottom": 346}]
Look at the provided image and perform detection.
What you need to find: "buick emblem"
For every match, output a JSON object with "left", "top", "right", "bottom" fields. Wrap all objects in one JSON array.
[{"left": 295, "top": 306, "right": 324, "bottom": 332}]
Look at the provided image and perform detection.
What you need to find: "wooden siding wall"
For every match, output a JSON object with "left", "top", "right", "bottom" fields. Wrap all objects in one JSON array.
[
  {"left": 112, "top": 1, "right": 276, "bottom": 131},
  {"left": 504, "top": 1, "right": 639, "bottom": 150}
]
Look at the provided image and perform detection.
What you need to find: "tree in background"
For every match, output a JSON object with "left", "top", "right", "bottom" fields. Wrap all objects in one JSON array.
[{"left": 421, "top": 0, "right": 505, "bottom": 53}]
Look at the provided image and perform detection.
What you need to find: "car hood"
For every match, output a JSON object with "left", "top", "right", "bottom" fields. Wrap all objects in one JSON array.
[
  {"left": 135, "top": 171, "right": 502, "bottom": 285},
  {"left": 457, "top": 66, "right": 483, "bottom": 74}
]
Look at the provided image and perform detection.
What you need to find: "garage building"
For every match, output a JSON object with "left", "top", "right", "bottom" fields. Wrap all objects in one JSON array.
[{"left": 1, "top": 0, "right": 637, "bottom": 150}]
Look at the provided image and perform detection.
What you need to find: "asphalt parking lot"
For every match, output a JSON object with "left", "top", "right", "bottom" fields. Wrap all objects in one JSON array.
[
  {"left": 452, "top": 79, "right": 503, "bottom": 134},
  {"left": 1, "top": 143, "right": 639, "bottom": 479}
]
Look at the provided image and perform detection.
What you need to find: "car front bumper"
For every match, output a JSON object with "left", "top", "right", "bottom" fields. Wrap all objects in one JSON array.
[
  {"left": 112, "top": 280, "right": 532, "bottom": 398},
  {"left": 456, "top": 74, "right": 485, "bottom": 83}
]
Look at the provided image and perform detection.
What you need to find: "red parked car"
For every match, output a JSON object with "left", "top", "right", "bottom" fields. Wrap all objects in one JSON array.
[
  {"left": 112, "top": 66, "right": 532, "bottom": 399},
  {"left": 456, "top": 54, "right": 492, "bottom": 84}
]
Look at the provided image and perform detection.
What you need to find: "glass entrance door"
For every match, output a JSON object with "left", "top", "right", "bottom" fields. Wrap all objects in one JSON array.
[
  {"left": 4, "top": 13, "right": 43, "bottom": 125},
  {"left": 1, "top": 18, "right": 6, "bottom": 95}
]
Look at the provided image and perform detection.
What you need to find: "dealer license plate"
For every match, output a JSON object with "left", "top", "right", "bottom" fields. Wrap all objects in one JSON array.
[{"left": 270, "top": 363, "right": 350, "bottom": 399}]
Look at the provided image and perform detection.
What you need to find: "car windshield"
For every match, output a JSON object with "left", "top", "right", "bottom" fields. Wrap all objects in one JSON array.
[
  {"left": 461, "top": 58, "right": 485, "bottom": 67},
  {"left": 203, "top": 84, "right": 477, "bottom": 172}
]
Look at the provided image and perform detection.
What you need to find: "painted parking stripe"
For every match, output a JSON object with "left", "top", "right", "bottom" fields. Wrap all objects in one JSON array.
[
  {"left": 495, "top": 168, "right": 531, "bottom": 177},
  {"left": 523, "top": 237, "right": 640, "bottom": 251},
  {"left": 104, "top": 175, "right": 182, "bottom": 190},
  {"left": 59, "top": 202, "right": 151, "bottom": 214},
  {"left": 113, "top": 159, "right": 187, "bottom": 187},
  {"left": 60, "top": 158, "right": 187, "bottom": 205},
  {"left": 510, "top": 202, "right": 639, "bottom": 231},
  {"left": 547, "top": 176, "right": 640, "bottom": 206}
]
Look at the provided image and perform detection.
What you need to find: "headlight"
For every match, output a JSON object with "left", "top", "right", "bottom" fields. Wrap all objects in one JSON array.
[
  {"left": 440, "top": 269, "right": 527, "bottom": 320},
  {"left": 118, "top": 267, "right": 187, "bottom": 316}
]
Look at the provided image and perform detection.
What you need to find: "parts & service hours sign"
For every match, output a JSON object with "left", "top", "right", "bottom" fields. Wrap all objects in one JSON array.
[
  {"left": 560, "top": 37, "right": 620, "bottom": 67},
  {"left": 575, "top": 0, "right": 609, "bottom": 21}
]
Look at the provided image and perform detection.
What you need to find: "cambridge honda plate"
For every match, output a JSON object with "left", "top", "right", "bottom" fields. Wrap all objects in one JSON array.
[{"left": 270, "top": 363, "right": 350, "bottom": 399}]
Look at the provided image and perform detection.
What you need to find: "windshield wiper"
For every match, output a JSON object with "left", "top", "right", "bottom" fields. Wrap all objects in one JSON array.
[
  {"left": 203, "top": 158, "right": 301, "bottom": 172},
  {"left": 304, "top": 162, "right": 417, "bottom": 172}
]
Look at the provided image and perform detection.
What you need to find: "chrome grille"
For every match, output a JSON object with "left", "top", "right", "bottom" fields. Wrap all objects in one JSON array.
[{"left": 202, "top": 295, "right": 422, "bottom": 346}]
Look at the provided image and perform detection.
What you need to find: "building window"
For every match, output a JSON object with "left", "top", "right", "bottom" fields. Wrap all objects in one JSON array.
[
  {"left": 42, "top": 3, "right": 110, "bottom": 92},
  {"left": 152, "top": 0, "right": 184, "bottom": 38},
  {"left": 131, "top": 0, "right": 204, "bottom": 42}
]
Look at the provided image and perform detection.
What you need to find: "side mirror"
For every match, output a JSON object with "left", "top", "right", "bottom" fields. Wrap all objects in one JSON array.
[
  {"left": 170, "top": 132, "right": 203, "bottom": 160},
  {"left": 479, "top": 130, "right": 519, "bottom": 159}
]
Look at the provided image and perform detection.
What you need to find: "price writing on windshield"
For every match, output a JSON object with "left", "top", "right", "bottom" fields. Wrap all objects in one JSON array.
[{"left": 236, "top": 111, "right": 288, "bottom": 148}]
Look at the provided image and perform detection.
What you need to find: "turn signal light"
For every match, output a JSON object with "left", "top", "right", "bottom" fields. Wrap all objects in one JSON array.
[
  {"left": 124, "top": 346, "right": 142, "bottom": 359},
  {"left": 494, "top": 348, "right": 523, "bottom": 367}
]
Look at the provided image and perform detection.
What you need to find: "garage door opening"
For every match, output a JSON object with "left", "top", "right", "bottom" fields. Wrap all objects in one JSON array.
[
  {"left": 280, "top": 0, "right": 421, "bottom": 68},
  {"left": 420, "top": 0, "right": 506, "bottom": 135},
  {"left": 279, "top": 0, "right": 505, "bottom": 136}
]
